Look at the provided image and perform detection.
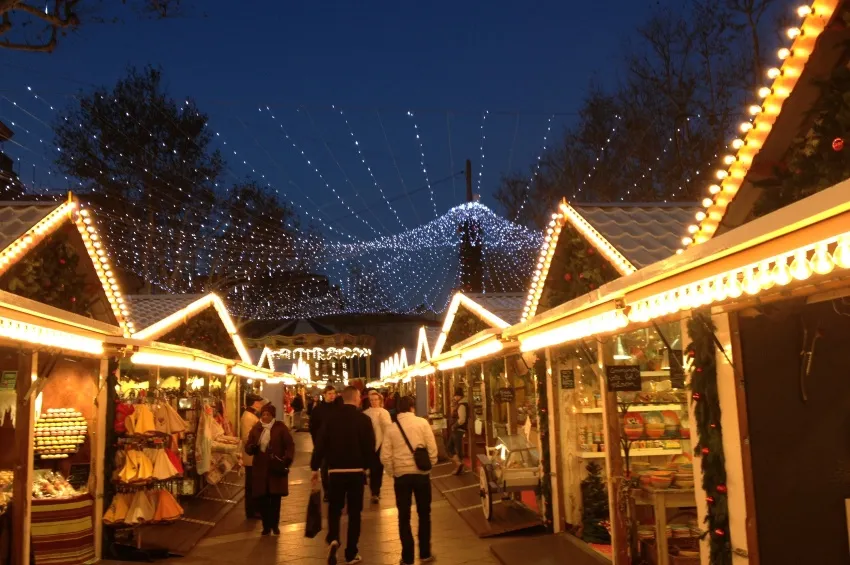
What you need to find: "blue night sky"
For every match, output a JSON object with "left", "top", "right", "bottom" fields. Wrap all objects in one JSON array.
[{"left": 1, "top": 0, "right": 658, "bottom": 242}]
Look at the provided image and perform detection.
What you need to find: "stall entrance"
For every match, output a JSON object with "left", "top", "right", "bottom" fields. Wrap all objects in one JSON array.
[{"left": 739, "top": 299, "right": 850, "bottom": 565}]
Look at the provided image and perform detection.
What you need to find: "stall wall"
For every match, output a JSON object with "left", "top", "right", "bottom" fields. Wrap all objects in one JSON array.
[{"left": 739, "top": 299, "right": 850, "bottom": 565}]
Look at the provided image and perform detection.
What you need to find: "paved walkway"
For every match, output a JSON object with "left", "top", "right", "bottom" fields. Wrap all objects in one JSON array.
[{"left": 106, "top": 431, "right": 499, "bottom": 565}]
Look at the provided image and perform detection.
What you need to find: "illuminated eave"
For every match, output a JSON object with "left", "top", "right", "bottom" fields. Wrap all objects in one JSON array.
[
  {"left": 521, "top": 203, "right": 567, "bottom": 322},
  {"left": 431, "top": 292, "right": 512, "bottom": 358},
  {"left": 685, "top": 0, "right": 838, "bottom": 249}
]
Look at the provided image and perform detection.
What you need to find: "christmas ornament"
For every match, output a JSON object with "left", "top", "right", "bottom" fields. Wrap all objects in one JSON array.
[
  {"left": 833, "top": 137, "right": 844, "bottom": 151},
  {"left": 716, "top": 484, "right": 728, "bottom": 494},
  {"left": 714, "top": 528, "right": 725, "bottom": 537},
  {"left": 706, "top": 496, "right": 715, "bottom": 504},
  {"left": 563, "top": 273, "right": 572, "bottom": 282},
  {"left": 702, "top": 447, "right": 710, "bottom": 455},
  {"left": 692, "top": 392, "right": 701, "bottom": 401}
]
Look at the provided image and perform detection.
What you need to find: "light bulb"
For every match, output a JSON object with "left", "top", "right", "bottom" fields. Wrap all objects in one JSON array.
[
  {"left": 731, "top": 139, "right": 745, "bottom": 149},
  {"left": 688, "top": 224, "right": 698, "bottom": 234},
  {"left": 758, "top": 87, "right": 772, "bottom": 98},
  {"left": 708, "top": 184, "right": 721, "bottom": 195},
  {"left": 726, "top": 273, "right": 744, "bottom": 298},
  {"left": 834, "top": 235, "right": 850, "bottom": 269},
  {"left": 723, "top": 155, "right": 736, "bottom": 165},
  {"left": 749, "top": 105, "right": 762, "bottom": 115},
  {"left": 778, "top": 47, "right": 791, "bottom": 60},
  {"left": 787, "top": 27, "right": 801, "bottom": 39},
  {"left": 712, "top": 276, "right": 728, "bottom": 302},
  {"left": 767, "top": 68, "right": 782, "bottom": 79},
  {"left": 809, "top": 244, "right": 834, "bottom": 275},
  {"left": 682, "top": 236, "right": 693, "bottom": 246},
  {"left": 757, "top": 261, "right": 775, "bottom": 290},
  {"left": 743, "top": 267, "right": 761, "bottom": 295},
  {"left": 797, "top": 5, "right": 812, "bottom": 17},
  {"left": 695, "top": 211, "right": 706, "bottom": 221},
  {"left": 789, "top": 250, "right": 813, "bottom": 280},
  {"left": 772, "top": 257, "right": 793, "bottom": 286},
  {"left": 716, "top": 170, "right": 729, "bottom": 179},
  {"left": 702, "top": 197, "right": 714, "bottom": 208},
  {"left": 740, "top": 122, "right": 753, "bottom": 133}
]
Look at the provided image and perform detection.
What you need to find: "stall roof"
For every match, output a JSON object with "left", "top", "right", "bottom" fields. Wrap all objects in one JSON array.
[
  {"left": 462, "top": 293, "right": 526, "bottom": 325},
  {"left": 573, "top": 203, "right": 699, "bottom": 269},
  {"left": 129, "top": 292, "right": 252, "bottom": 365},
  {"left": 125, "top": 294, "right": 206, "bottom": 330},
  {"left": 686, "top": 1, "right": 844, "bottom": 246},
  {"left": 0, "top": 196, "right": 133, "bottom": 336}
]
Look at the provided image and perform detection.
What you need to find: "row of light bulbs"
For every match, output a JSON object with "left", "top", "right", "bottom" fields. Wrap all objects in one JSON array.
[
  {"left": 683, "top": 2, "right": 830, "bottom": 249},
  {"left": 514, "top": 115, "right": 555, "bottom": 220}
]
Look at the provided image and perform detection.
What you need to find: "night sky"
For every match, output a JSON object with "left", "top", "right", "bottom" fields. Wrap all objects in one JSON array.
[{"left": 1, "top": 0, "right": 657, "bottom": 242}]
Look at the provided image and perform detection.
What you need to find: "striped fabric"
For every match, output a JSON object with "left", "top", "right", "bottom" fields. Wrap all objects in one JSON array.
[{"left": 30, "top": 495, "right": 95, "bottom": 565}]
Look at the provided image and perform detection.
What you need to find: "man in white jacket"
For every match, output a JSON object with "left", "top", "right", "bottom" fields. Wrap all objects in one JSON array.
[
  {"left": 381, "top": 396, "right": 437, "bottom": 565},
  {"left": 363, "top": 390, "right": 392, "bottom": 503}
]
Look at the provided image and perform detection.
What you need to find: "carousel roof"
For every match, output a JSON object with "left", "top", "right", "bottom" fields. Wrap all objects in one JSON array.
[{"left": 267, "top": 319, "right": 338, "bottom": 337}]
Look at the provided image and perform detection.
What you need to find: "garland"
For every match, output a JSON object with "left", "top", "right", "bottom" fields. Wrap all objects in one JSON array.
[
  {"left": 686, "top": 313, "right": 731, "bottom": 565},
  {"left": 535, "top": 356, "right": 554, "bottom": 532},
  {"left": 159, "top": 308, "right": 239, "bottom": 359}
]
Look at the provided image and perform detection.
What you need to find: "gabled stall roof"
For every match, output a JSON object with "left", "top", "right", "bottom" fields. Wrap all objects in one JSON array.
[
  {"left": 687, "top": 0, "right": 843, "bottom": 246},
  {"left": 0, "top": 197, "right": 133, "bottom": 336},
  {"left": 129, "top": 292, "right": 252, "bottom": 365},
  {"left": 522, "top": 200, "right": 696, "bottom": 323},
  {"left": 431, "top": 292, "right": 516, "bottom": 358}
]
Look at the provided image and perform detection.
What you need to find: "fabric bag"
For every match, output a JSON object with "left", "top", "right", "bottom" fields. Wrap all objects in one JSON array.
[
  {"left": 396, "top": 421, "right": 432, "bottom": 472},
  {"left": 304, "top": 490, "right": 323, "bottom": 538}
]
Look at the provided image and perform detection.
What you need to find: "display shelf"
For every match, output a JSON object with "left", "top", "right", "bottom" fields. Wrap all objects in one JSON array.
[
  {"left": 580, "top": 447, "right": 684, "bottom": 459},
  {"left": 576, "top": 403, "right": 685, "bottom": 414},
  {"left": 641, "top": 371, "right": 670, "bottom": 377}
]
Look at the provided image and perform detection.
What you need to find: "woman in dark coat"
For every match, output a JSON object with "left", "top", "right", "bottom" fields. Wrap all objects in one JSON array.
[{"left": 245, "top": 403, "right": 295, "bottom": 535}]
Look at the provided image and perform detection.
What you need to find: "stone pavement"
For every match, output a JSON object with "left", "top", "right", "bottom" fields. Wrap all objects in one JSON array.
[{"left": 105, "top": 431, "right": 499, "bottom": 565}]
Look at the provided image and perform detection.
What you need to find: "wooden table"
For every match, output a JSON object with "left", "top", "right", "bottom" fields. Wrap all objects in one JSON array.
[{"left": 632, "top": 487, "right": 696, "bottom": 565}]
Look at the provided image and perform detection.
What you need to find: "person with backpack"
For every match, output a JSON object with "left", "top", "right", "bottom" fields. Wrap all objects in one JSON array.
[
  {"left": 381, "top": 395, "right": 438, "bottom": 565},
  {"left": 447, "top": 387, "right": 468, "bottom": 475}
]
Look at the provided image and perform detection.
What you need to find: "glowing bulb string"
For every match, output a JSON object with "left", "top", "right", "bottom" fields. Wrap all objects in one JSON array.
[
  {"left": 338, "top": 108, "right": 407, "bottom": 230},
  {"left": 477, "top": 110, "right": 488, "bottom": 198},
  {"left": 407, "top": 110, "right": 438, "bottom": 218},
  {"left": 513, "top": 114, "right": 554, "bottom": 220},
  {"left": 260, "top": 106, "right": 381, "bottom": 238}
]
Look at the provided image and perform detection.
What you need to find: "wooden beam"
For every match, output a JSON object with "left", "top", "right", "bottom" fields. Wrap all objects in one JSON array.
[
  {"left": 465, "top": 366, "right": 477, "bottom": 473},
  {"left": 544, "top": 348, "right": 566, "bottom": 533},
  {"left": 598, "top": 341, "right": 628, "bottom": 565},
  {"left": 12, "top": 351, "right": 36, "bottom": 565},
  {"left": 92, "top": 357, "right": 109, "bottom": 561}
]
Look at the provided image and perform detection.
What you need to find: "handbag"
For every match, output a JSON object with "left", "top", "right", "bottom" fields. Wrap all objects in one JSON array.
[
  {"left": 396, "top": 421, "right": 432, "bottom": 472},
  {"left": 304, "top": 490, "right": 323, "bottom": 538}
]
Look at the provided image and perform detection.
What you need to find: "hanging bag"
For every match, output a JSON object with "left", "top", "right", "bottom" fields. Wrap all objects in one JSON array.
[{"left": 396, "top": 421, "right": 432, "bottom": 472}]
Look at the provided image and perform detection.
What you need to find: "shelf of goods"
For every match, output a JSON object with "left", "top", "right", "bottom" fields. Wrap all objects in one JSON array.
[
  {"left": 580, "top": 447, "right": 684, "bottom": 459},
  {"left": 34, "top": 408, "right": 87, "bottom": 460},
  {"left": 576, "top": 403, "right": 685, "bottom": 414}
]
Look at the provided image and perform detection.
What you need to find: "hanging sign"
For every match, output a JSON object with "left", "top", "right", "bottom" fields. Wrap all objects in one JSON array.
[
  {"left": 670, "top": 350, "right": 686, "bottom": 389},
  {"left": 605, "top": 365, "right": 641, "bottom": 392},
  {"left": 560, "top": 369, "right": 575, "bottom": 390},
  {"left": 498, "top": 387, "right": 515, "bottom": 403},
  {"left": 0, "top": 371, "right": 16, "bottom": 390}
]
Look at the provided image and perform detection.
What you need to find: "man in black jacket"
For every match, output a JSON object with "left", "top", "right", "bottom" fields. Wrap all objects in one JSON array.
[
  {"left": 309, "top": 385, "right": 338, "bottom": 500},
  {"left": 311, "top": 386, "right": 375, "bottom": 565}
]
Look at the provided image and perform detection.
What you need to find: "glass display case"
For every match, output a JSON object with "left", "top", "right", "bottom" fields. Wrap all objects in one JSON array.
[{"left": 478, "top": 434, "right": 541, "bottom": 520}]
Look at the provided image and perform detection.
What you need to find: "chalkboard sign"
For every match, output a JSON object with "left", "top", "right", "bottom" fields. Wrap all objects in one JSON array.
[
  {"left": 0, "top": 371, "right": 15, "bottom": 391},
  {"left": 498, "top": 387, "right": 515, "bottom": 403},
  {"left": 67, "top": 464, "right": 90, "bottom": 490},
  {"left": 560, "top": 369, "right": 575, "bottom": 390},
  {"left": 605, "top": 365, "right": 642, "bottom": 392},
  {"left": 669, "top": 350, "right": 685, "bottom": 389}
]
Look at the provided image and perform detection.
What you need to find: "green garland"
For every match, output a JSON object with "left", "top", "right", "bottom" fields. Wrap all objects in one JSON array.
[
  {"left": 535, "top": 357, "right": 554, "bottom": 532},
  {"left": 686, "top": 313, "right": 731, "bottom": 565},
  {"left": 0, "top": 231, "right": 90, "bottom": 315},
  {"left": 159, "top": 307, "right": 239, "bottom": 359}
]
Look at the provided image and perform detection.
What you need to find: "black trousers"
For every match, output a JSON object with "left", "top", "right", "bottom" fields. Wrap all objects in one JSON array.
[
  {"left": 244, "top": 466, "right": 258, "bottom": 518},
  {"left": 369, "top": 447, "right": 384, "bottom": 497},
  {"left": 327, "top": 472, "right": 364, "bottom": 562},
  {"left": 258, "top": 494, "right": 281, "bottom": 531},
  {"left": 446, "top": 428, "right": 465, "bottom": 458},
  {"left": 394, "top": 474, "right": 432, "bottom": 564},
  {"left": 321, "top": 460, "right": 329, "bottom": 495}
]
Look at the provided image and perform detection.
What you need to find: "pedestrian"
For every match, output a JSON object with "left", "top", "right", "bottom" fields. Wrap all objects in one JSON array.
[
  {"left": 291, "top": 390, "right": 305, "bottom": 431},
  {"left": 311, "top": 386, "right": 375, "bottom": 565},
  {"left": 309, "top": 385, "right": 339, "bottom": 501},
  {"left": 245, "top": 403, "right": 295, "bottom": 536},
  {"left": 240, "top": 394, "right": 267, "bottom": 519},
  {"left": 363, "top": 390, "right": 392, "bottom": 503},
  {"left": 447, "top": 387, "right": 468, "bottom": 475},
  {"left": 361, "top": 387, "right": 374, "bottom": 411},
  {"left": 381, "top": 395, "right": 438, "bottom": 565},
  {"left": 307, "top": 394, "right": 316, "bottom": 416}
]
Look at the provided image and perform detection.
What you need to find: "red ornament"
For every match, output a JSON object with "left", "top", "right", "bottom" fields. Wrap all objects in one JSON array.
[
  {"left": 579, "top": 272, "right": 585, "bottom": 279},
  {"left": 564, "top": 273, "right": 572, "bottom": 282},
  {"left": 587, "top": 248, "right": 595, "bottom": 255},
  {"left": 589, "top": 283, "right": 596, "bottom": 289},
  {"left": 70, "top": 297, "right": 76, "bottom": 303},
  {"left": 716, "top": 484, "right": 728, "bottom": 494},
  {"left": 692, "top": 392, "right": 701, "bottom": 401},
  {"left": 701, "top": 447, "right": 710, "bottom": 455},
  {"left": 706, "top": 496, "right": 715, "bottom": 504},
  {"left": 714, "top": 528, "right": 725, "bottom": 537},
  {"left": 833, "top": 137, "right": 844, "bottom": 151},
  {"left": 59, "top": 258, "right": 66, "bottom": 265}
]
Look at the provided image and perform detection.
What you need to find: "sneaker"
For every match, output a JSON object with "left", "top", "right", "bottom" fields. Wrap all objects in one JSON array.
[
  {"left": 370, "top": 495, "right": 379, "bottom": 504},
  {"left": 327, "top": 541, "right": 339, "bottom": 565},
  {"left": 346, "top": 556, "right": 362, "bottom": 564},
  {"left": 420, "top": 557, "right": 436, "bottom": 563}
]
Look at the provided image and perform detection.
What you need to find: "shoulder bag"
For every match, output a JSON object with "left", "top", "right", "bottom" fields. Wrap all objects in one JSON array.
[{"left": 396, "top": 420, "right": 432, "bottom": 472}]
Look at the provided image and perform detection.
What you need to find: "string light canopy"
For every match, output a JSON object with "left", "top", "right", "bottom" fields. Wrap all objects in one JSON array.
[{"left": 683, "top": 1, "right": 838, "bottom": 249}]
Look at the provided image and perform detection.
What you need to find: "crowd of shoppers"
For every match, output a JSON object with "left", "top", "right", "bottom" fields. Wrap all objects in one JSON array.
[{"left": 242, "top": 383, "right": 463, "bottom": 565}]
